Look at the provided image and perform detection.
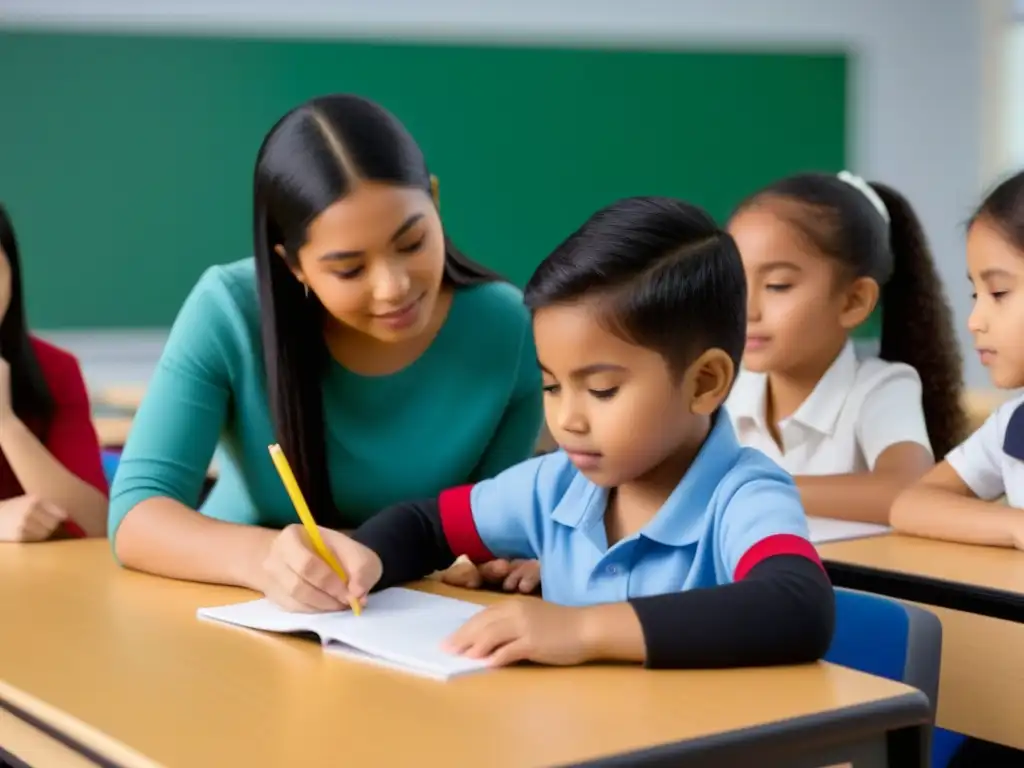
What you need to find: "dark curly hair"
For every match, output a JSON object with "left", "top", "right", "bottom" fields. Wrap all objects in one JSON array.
[{"left": 734, "top": 173, "right": 967, "bottom": 459}]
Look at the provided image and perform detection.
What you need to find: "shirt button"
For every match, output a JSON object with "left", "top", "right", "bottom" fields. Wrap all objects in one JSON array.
[{"left": 607, "top": 564, "right": 621, "bottom": 575}]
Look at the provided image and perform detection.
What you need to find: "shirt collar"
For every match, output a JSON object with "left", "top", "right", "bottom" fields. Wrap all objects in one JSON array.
[
  {"left": 727, "top": 368, "right": 769, "bottom": 429},
  {"left": 641, "top": 412, "right": 741, "bottom": 546},
  {"left": 551, "top": 412, "right": 742, "bottom": 548},
  {"left": 730, "top": 341, "right": 858, "bottom": 437},
  {"left": 1003, "top": 402, "right": 1024, "bottom": 461}
]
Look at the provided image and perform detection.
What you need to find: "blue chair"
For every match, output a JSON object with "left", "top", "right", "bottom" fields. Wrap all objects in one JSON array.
[
  {"left": 825, "top": 587, "right": 960, "bottom": 768},
  {"left": 101, "top": 449, "right": 121, "bottom": 486}
]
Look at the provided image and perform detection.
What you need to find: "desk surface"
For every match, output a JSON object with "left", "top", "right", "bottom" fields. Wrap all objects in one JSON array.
[
  {"left": 93, "top": 384, "right": 148, "bottom": 411},
  {"left": 0, "top": 541, "right": 923, "bottom": 768},
  {"left": 820, "top": 534, "right": 1024, "bottom": 597},
  {"left": 94, "top": 415, "right": 133, "bottom": 448}
]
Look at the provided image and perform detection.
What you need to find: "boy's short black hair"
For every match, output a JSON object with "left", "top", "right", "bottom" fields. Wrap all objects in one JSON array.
[{"left": 523, "top": 196, "right": 746, "bottom": 377}]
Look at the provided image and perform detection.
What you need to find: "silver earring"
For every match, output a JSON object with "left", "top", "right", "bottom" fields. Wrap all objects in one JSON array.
[{"left": 304, "top": 284, "right": 309, "bottom": 299}]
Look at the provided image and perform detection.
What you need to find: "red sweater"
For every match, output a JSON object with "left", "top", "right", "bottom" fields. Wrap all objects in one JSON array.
[{"left": 0, "top": 337, "right": 107, "bottom": 536}]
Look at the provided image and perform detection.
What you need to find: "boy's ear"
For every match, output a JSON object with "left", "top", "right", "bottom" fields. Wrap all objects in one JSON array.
[
  {"left": 685, "top": 348, "right": 734, "bottom": 415},
  {"left": 839, "top": 276, "right": 880, "bottom": 331}
]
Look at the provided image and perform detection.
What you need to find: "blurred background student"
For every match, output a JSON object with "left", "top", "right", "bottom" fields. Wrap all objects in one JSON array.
[{"left": 0, "top": 204, "right": 107, "bottom": 541}]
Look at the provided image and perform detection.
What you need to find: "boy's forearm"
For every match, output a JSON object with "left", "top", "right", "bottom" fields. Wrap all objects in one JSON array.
[
  {"left": 350, "top": 498, "right": 460, "bottom": 588},
  {"left": 577, "top": 603, "right": 647, "bottom": 662}
]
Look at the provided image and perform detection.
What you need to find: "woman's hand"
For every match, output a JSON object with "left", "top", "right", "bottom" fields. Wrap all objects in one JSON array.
[
  {"left": 255, "top": 524, "right": 382, "bottom": 613},
  {"left": 441, "top": 557, "right": 541, "bottom": 594},
  {"left": 0, "top": 495, "right": 69, "bottom": 542}
]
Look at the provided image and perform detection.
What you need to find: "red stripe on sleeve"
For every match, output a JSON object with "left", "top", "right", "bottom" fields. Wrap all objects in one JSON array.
[
  {"left": 438, "top": 485, "right": 495, "bottom": 564},
  {"left": 734, "top": 534, "right": 826, "bottom": 581}
]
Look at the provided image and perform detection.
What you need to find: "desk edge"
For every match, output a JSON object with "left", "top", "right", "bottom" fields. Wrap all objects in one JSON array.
[
  {"left": 564, "top": 690, "right": 930, "bottom": 768},
  {"left": 824, "top": 559, "right": 1024, "bottom": 623},
  {"left": 0, "top": 694, "right": 137, "bottom": 768}
]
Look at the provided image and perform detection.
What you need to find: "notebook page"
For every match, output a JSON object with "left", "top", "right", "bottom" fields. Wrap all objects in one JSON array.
[
  {"left": 807, "top": 516, "right": 891, "bottom": 545},
  {"left": 198, "top": 588, "right": 490, "bottom": 680},
  {"left": 314, "top": 588, "right": 489, "bottom": 679},
  {"left": 197, "top": 598, "right": 335, "bottom": 639}
]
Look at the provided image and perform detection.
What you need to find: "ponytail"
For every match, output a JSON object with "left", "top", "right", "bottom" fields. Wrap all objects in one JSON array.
[
  {"left": 253, "top": 202, "right": 339, "bottom": 528},
  {"left": 869, "top": 182, "right": 968, "bottom": 457}
]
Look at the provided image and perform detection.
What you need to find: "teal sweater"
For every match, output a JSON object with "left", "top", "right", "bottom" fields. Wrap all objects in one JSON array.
[{"left": 108, "top": 258, "right": 542, "bottom": 539}]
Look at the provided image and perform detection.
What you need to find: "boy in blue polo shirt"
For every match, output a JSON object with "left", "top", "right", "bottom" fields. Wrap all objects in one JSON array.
[{"left": 322, "top": 197, "right": 834, "bottom": 670}]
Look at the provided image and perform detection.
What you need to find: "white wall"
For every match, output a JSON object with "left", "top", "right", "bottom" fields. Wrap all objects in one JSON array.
[
  {"left": 1009, "top": 20, "right": 1024, "bottom": 168},
  {"left": 0, "top": 0, "right": 1005, "bottom": 386}
]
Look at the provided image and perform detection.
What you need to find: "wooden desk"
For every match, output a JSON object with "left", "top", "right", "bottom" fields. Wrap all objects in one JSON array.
[
  {"left": 820, "top": 535, "right": 1024, "bottom": 622},
  {"left": 93, "top": 385, "right": 148, "bottom": 412},
  {"left": 821, "top": 535, "right": 1024, "bottom": 749},
  {"left": 94, "top": 416, "right": 134, "bottom": 449},
  {"left": 1, "top": 712, "right": 97, "bottom": 768},
  {"left": 0, "top": 542, "right": 927, "bottom": 768}
]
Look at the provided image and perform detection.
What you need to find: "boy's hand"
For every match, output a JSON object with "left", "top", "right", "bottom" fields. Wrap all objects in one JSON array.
[
  {"left": 443, "top": 598, "right": 590, "bottom": 667},
  {"left": 441, "top": 557, "right": 541, "bottom": 594},
  {"left": 0, "top": 495, "right": 68, "bottom": 542},
  {"left": 258, "top": 524, "right": 382, "bottom": 613}
]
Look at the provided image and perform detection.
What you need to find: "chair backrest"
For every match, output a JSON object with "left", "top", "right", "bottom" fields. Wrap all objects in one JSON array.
[
  {"left": 825, "top": 587, "right": 942, "bottom": 712},
  {"left": 101, "top": 449, "right": 122, "bottom": 486}
]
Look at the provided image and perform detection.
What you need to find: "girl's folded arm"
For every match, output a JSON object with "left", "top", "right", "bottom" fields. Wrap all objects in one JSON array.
[{"left": 891, "top": 461, "right": 1023, "bottom": 547}]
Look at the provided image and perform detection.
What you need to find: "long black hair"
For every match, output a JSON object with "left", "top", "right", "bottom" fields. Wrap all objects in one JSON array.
[
  {"left": 523, "top": 196, "right": 747, "bottom": 377},
  {"left": 253, "top": 94, "right": 500, "bottom": 528},
  {"left": 733, "top": 173, "right": 967, "bottom": 458},
  {"left": 0, "top": 204, "right": 54, "bottom": 433}
]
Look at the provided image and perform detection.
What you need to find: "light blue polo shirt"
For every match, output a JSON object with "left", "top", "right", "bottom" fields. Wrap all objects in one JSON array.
[{"left": 458, "top": 411, "right": 812, "bottom": 606}]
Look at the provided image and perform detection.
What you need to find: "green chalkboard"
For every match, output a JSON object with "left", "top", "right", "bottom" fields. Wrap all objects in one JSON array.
[{"left": 0, "top": 31, "right": 847, "bottom": 329}]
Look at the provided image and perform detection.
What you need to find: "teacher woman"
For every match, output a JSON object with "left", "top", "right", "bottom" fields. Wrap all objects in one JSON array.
[{"left": 109, "top": 95, "right": 542, "bottom": 610}]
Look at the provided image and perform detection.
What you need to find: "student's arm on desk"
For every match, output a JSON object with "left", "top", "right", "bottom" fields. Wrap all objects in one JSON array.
[
  {"left": 892, "top": 405, "right": 1024, "bottom": 547},
  {"left": 891, "top": 461, "right": 1024, "bottom": 547},
  {"left": 351, "top": 471, "right": 834, "bottom": 669},
  {"left": 796, "top": 369, "right": 935, "bottom": 524},
  {"left": 0, "top": 345, "right": 109, "bottom": 537},
  {"left": 796, "top": 442, "right": 934, "bottom": 524},
  {"left": 110, "top": 273, "right": 275, "bottom": 587}
]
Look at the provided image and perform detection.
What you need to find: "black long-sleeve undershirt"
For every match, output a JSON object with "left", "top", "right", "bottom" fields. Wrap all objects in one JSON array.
[{"left": 350, "top": 498, "right": 835, "bottom": 669}]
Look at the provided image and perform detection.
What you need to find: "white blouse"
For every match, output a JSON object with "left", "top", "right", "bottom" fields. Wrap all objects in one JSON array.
[
  {"left": 726, "top": 341, "right": 932, "bottom": 475},
  {"left": 946, "top": 394, "right": 1024, "bottom": 507}
]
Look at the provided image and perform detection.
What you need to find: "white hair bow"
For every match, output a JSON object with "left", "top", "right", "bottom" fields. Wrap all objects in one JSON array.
[{"left": 837, "top": 170, "right": 890, "bottom": 224}]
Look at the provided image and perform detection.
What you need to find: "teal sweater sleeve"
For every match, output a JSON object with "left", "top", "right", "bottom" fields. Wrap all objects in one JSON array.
[
  {"left": 470, "top": 325, "right": 543, "bottom": 481},
  {"left": 108, "top": 268, "right": 236, "bottom": 543}
]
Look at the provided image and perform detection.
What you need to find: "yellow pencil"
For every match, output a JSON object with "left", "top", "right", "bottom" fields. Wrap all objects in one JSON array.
[{"left": 267, "top": 443, "right": 362, "bottom": 616}]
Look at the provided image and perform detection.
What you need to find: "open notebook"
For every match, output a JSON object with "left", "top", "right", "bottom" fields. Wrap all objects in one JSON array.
[
  {"left": 807, "top": 516, "right": 891, "bottom": 545},
  {"left": 198, "top": 587, "right": 490, "bottom": 681}
]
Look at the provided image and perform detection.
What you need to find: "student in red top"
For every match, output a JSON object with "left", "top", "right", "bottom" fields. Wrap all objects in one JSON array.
[{"left": 0, "top": 204, "right": 108, "bottom": 541}]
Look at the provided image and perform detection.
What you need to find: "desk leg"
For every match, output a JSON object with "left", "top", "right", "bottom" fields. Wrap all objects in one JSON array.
[
  {"left": 782, "top": 726, "right": 925, "bottom": 768},
  {"left": 887, "top": 723, "right": 929, "bottom": 768}
]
